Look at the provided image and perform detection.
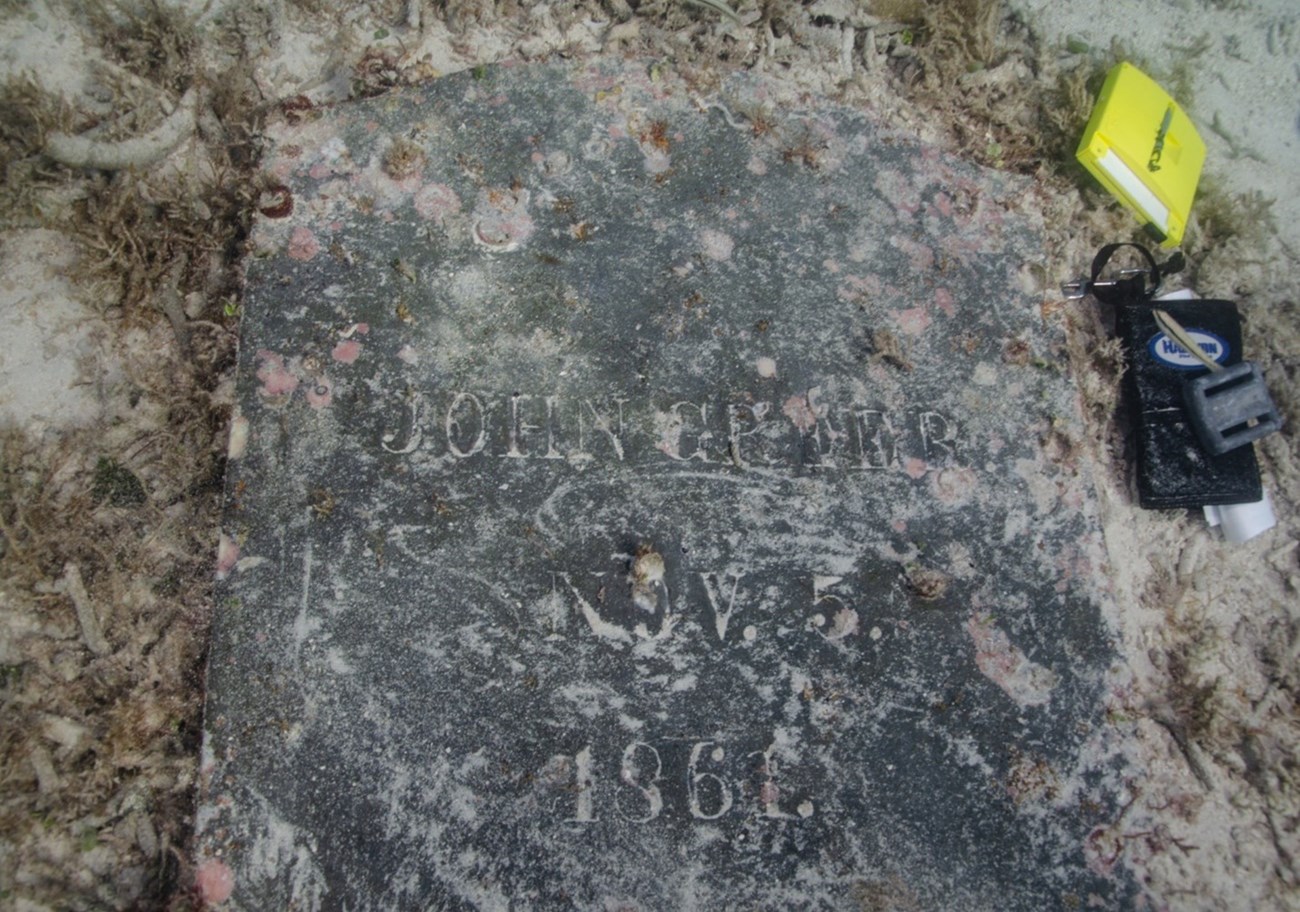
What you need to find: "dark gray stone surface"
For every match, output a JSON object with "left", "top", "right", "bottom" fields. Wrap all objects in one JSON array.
[{"left": 198, "top": 59, "right": 1134, "bottom": 910}]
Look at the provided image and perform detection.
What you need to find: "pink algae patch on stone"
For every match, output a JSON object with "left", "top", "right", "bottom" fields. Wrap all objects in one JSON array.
[
  {"left": 903, "top": 457, "right": 928, "bottom": 479},
  {"left": 414, "top": 183, "right": 461, "bottom": 222},
  {"left": 196, "top": 859, "right": 235, "bottom": 904},
  {"left": 255, "top": 351, "right": 299, "bottom": 398},
  {"left": 890, "top": 235, "right": 935, "bottom": 271},
  {"left": 287, "top": 226, "right": 320, "bottom": 261},
  {"left": 932, "top": 466, "right": 977, "bottom": 505},
  {"left": 699, "top": 228, "right": 734, "bottom": 262},
  {"left": 332, "top": 339, "right": 362, "bottom": 364},
  {"left": 836, "top": 275, "right": 881, "bottom": 304},
  {"left": 873, "top": 168, "right": 919, "bottom": 216},
  {"left": 894, "top": 306, "right": 932, "bottom": 336},
  {"left": 967, "top": 612, "right": 1059, "bottom": 708},
  {"left": 268, "top": 158, "right": 294, "bottom": 182},
  {"left": 935, "top": 287, "right": 956, "bottom": 317},
  {"left": 782, "top": 394, "right": 818, "bottom": 433}
]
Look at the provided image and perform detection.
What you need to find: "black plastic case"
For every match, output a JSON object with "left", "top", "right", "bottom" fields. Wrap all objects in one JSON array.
[{"left": 1115, "top": 298, "right": 1262, "bottom": 508}]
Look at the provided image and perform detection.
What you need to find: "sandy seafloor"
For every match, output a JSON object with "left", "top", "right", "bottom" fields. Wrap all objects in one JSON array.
[{"left": 0, "top": 0, "right": 1296, "bottom": 909}]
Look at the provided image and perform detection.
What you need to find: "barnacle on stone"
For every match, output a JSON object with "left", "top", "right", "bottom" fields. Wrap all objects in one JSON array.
[
  {"left": 630, "top": 544, "right": 666, "bottom": 612},
  {"left": 382, "top": 137, "right": 426, "bottom": 180},
  {"left": 905, "top": 564, "right": 950, "bottom": 600}
]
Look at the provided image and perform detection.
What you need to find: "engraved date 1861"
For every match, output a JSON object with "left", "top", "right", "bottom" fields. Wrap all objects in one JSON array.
[{"left": 550, "top": 738, "right": 815, "bottom": 825}]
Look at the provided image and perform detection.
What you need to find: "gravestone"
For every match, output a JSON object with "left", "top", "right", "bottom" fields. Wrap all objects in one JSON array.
[{"left": 198, "top": 59, "right": 1135, "bottom": 910}]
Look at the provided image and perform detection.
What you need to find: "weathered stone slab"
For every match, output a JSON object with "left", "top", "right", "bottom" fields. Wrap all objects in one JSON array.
[{"left": 198, "top": 60, "right": 1133, "bottom": 910}]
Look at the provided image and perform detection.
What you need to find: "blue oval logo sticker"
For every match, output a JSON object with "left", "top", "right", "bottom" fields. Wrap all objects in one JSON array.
[{"left": 1147, "top": 329, "right": 1230, "bottom": 370}]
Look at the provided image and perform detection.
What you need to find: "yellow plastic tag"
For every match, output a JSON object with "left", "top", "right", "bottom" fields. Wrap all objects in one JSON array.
[{"left": 1076, "top": 63, "right": 1206, "bottom": 248}]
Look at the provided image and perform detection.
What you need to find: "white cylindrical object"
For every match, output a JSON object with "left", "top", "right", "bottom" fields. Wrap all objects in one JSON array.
[
  {"left": 1168, "top": 288, "right": 1274, "bottom": 544},
  {"left": 1204, "top": 492, "right": 1276, "bottom": 544}
]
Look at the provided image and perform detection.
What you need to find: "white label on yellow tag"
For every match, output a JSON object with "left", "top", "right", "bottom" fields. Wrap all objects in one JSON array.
[{"left": 1096, "top": 149, "right": 1169, "bottom": 234}]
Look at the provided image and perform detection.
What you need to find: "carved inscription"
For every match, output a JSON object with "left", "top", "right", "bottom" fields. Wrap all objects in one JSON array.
[
  {"left": 554, "top": 737, "right": 814, "bottom": 824},
  {"left": 380, "top": 390, "right": 961, "bottom": 473},
  {"left": 549, "top": 566, "right": 900, "bottom": 648}
]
